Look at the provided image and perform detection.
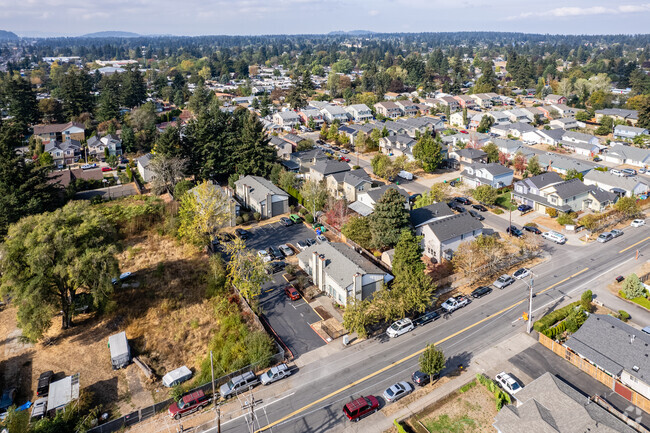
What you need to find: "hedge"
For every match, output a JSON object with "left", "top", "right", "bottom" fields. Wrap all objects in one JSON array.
[
  {"left": 619, "top": 310, "right": 630, "bottom": 321},
  {"left": 533, "top": 300, "right": 581, "bottom": 332},
  {"left": 542, "top": 321, "right": 566, "bottom": 339},
  {"left": 285, "top": 185, "right": 304, "bottom": 205},
  {"left": 460, "top": 380, "right": 477, "bottom": 393},
  {"left": 393, "top": 419, "right": 408, "bottom": 433},
  {"left": 476, "top": 374, "right": 511, "bottom": 410}
]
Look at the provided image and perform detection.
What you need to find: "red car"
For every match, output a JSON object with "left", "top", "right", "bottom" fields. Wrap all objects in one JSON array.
[
  {"left": 460, "top": 130, "right": 469, "bottom": 134},
  {"left": 168, "top": 390, "right": 210, "bottom": 420},
  {"left": 101, "top": 167, "right": 112, "bottom": 172},
  {"left": 284, "top": 285, "right": 301, "bottom": 301},
  {"left": 343, "top": 395, "right": 379, "bottom": 422}
]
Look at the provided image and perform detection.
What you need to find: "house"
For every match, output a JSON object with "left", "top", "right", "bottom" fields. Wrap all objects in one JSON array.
[
  {"left": 448, "top": 148, "right": 487, "bottom": 165},
  {"left": 507, "top": 122, "right": 535, "bottom": 138},
  {"left": 341, "top": 169, "right": 375, "bottom": 202},
  {"left": 297, "top": 242, "right": 393, "bottom": 306},
  {"left": 309, "top": 159, "right": 351, "bottom": 182},
  {"left": 469, "top": 113, "right": 486, "bottom": 129},
  {"left": 410, "top": 202, "right": 455, "bottom": 229},
  {"left": 45, "top": 139, "right": 81, "bottom": 166},
  {"left": 345, "top": 104, "right": 373, "bottom": 122},
  {"left": 417, "top": 213, "right": 483, "bottom": 261},
  {"left": 562, "top": 130, "right": 600, "bottom": 146},
  {"left": 460, "top": 163, "right": 514, "bottom": 189},
  {"left": 48, "top": 167, "right": 104, "bottom": 188},
  {"left": 289, "top": 148, "right": 328, "bottom": 172},
  {"left": 493, "top": 372, "right": 637, "bottom": 433},
  {"left": 614, "top": 124, "right": 649, "bottom": 140},
  {"left": 532, "top": 153, "right": 597, "bottom": 176},
  {"left": 320, "top": 104, "right": 350, "bottom": 123},
  {"left": 470, "top": 93, "right": 494, "bottom": 109},
  {"left": 33, "top": 122, "right": 85, "bottom": 143},
  {"left": 544, "top": 94, "right": 567, "bottom": 105},
  {"left": 583, "top": 169, "right": 649, "bottom": 197},
  {"left": 136, "top": 153, "right": 156, "bottom": 182},
  {"left": 565, "top": 314, "right": 650, "bottom": 401},
  {"left": 374, "top": 101, "right": 402, "bottom": 118},
  {"left": 325, "top": 168, "right": 371, "bottom": 200},
  {"left": 449, "top": 111, "right": 466, "bottom": 128},
  {"left": 521, "top": 107, "right": 546, "bottom": 122},
  {"left": 595, "top": 108, "right": 639, "bottom": 126},
  {"left": 282, "top": 133, "right": 307, "bottom": 148},
  {"left": 394, "top": 100, "right": 419, "bottom": 117},
  {"left": 603, "top": 144, "right": 650, "bottom": 167},
  {"left": 234, "top": 175, "right": 289, "bottom": 218},
  {"left": 379, "top": 134, "right": 417, "bottom": 160},
  {"left": 383, "top": 92, "right": 400, "bottom": 100},
  {"left": 502, "top": 108, "right": 532, "bottom": 124},
  {"left": 269, "top": 136, "right": 293, "bottom": 159},
  {"left": 452, "top": 95, "right": 476, "bottom": 110},
  {"left": 551, "top": 117, "right": 578, "bottom": 130},
  {"left": 348, "top": 184, "right": 410, "bottom": 216},
  {"left": 490, "top": 138, "right": 526, "bottom": 157},
  {"left": 487, "top": 111, "right": 511, "bottom": 125},
  {"left": 436, "top": 96, "right": 461, "bottom": 112},
  {"left": 549, "top": 103, "right": 577, "bottom": 117},
  {"left": 272, "top": 111, "right": 301, "bottom": 127},
  {"left": 558, "top": 140, "right": 600, "bottom": 157},
  {"left": 489, "top": 123, "right": 512, "bottom": 138},
  {"left": 298, "top": 108, "right": 324, "bottom": 126},
  {"left": 527, "top": 128, "right": 565, "bottom": 145}
]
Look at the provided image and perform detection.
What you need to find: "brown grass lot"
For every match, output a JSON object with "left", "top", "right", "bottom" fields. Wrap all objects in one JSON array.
[{"left": 0, "top": 230, "right": 220, "bottom": 415}]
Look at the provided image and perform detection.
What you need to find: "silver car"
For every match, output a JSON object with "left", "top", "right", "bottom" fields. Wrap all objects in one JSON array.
[
  {"left": 382, "top": 381, "right": 413, "bottom": 403},
  {"left": 597, "top": 232, "right": 613, "bottom": 243},
  {"left": 493, "top": 274, "right": 515, "bottom": 289}
]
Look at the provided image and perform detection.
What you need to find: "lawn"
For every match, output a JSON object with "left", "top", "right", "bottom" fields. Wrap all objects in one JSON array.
[{"left": 495, "top": 190, "right": 517, "bottom": 210}]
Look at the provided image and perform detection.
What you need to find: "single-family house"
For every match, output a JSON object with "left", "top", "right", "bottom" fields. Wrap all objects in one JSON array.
[
  {"left": 551, "top": 117, "right": 578, "bottom": 130},
  {"left": 614, "top": 124, "right": 649, "bottom": 140},
  {"left": 489, "top": 123, "right": 512, "bottom": 138},
  {"left": 320, "top": 104, "right": 350, "bottom": 123},
  {"left": 595, "top": 108, "right": 639, "bottom": 126},
  {"left": 374, "top": 101, "right": 402, "bottom": 119},
  {"left": 558, "top": 140, "right": 600, "bottom": 157},
  {"left": 379, "top": 134, "right": 417, "bottom": 160},
  {"left": 470, "top": 93, "right": 494, "bottom": 109},
  {"left": 410, "top": 202, "right": 455, "bottom": 229},
  {"left": 297, "top": 242, "right": 394, "bottom": 306},
  {"left": 533, "top": 152, "right": 597, "bottom": 176},
  {"left": 341, "top": 169, "right": 375, "bottom": 202},
  {"left": 33, "top": 122, "right": 85, "bottom": 143},
  {"left": 490, "top": 138, "right": 526, "bottom": 157},
  {"left": 394, "top": 100, "right": 419, "bottom": 117},
  {"left": 45, "top": 139, "right": 81, "bottom": 166},
  {"left": 562, "top": 130, "right": 600, "bottom": 146},
  {"left": 460, "top": 163, "right": 514, "bottom": 189},
  {"left": 469, "top": 113, "right": 487, "bottom": 129},
  {"left": 349, "top": 184, "right": 410, "bottom": 216},
  {"left": 234, "top": 175, "right": 289, "bottom": 218},
  {"left": 448, "top": 148, "right": 488, "bottom": 165},
  {"left": 487, "top": 111, "right": 511, "bottom": 125},
  {"left": 273, "top": 111, "right": 301, "bottom": 127},
  {"left": 544, "top": 94, "right": 567, "bottom": 105},
  {"left": 309, "top": 159, "right": 351, "bottom": 182},
  {"left": 583, "top": 169, "right": 649, "bottom": 197},
  {"left": 325, "top": 168, "right": 372, "bottom": 200},
  {"left": 603, "top": 144, "right": 650, "bottom": 167},
  {"left": 289, "top": 148, "right": 328, "bottom": 171},
  {"left": 136, "top": 153, "right": 156, "bottom": 183},
  {"left": 507, "top": 122, "right": 535, "bottom": 138},
  {"left": 531, "top": 128, "right": 566, "bottom": 146},
  {"left": 418, "top": 212, "right": 483, "bottom": 261},
  {"left": 438, "top": 96, "right": 461, "bottom": 112},
  {"left": 449, "top": 111, "right": 467, "bottom": 128},
  {"left": 452, "top": 95, "right": 476, "bottom": 110},
  {"left": 549, "top": 104, "right": 577, "bottom": 117},
  {"left": 521, "top": 107, "right": 546, "bottom": 122},
  {"left": 502, "top": 108, "right": 532, "bottom": 124},
  {"left": 269, "top": 136, "right": 293, "bottom": 159},
  {"left": 298, "top": 108, "right": 324, "bottom": 126},
  {"left": 345, "top": 104, "right": 373, "bottom": 122}
]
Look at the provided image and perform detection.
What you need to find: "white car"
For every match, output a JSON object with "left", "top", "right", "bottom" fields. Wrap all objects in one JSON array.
[
  {"left": 495, "top": 372, "right": 523, "bottom": 395},
  {"left": 316, "top": 234, "right": 328, "bottom": 244},
  {"left": 382, "top": 381, "right": 413, "bottom": 403},
  {"left": 493, "top": 274, "right": 515, "bottom": 289},
  {"left": 513, "top": 268, "right": 530, "bottom": 280},
  {"left": 610, "top": 169, "right": 624, "bottom": 177},
  {"left": 631, "top": 219, "right": 646, "bottom": 227},
  {"left": 279, "top": 244, "right": 294, "bottom": 256},
  {"left": 542, "top": 231, "right": 567, "bottom": 244},
  {"left": 441, "top": 296, "right": 470, "bottom": 312},
  {"left": 260, "top": 363, "right": 291, "bottom": 385},
  {"left": 258, "top": 250, "right": 272, "bottom": 262},
  {"left": 386, "top": 318, "right": 414, "bottom": 338}
]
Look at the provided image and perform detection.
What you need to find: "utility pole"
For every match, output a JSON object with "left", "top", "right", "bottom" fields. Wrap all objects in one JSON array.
[
  {"left": 210, "top": 351, "right": 221, "bottom": 433},
  {"left": 241, "top": 388, "right": 261, "bottom": 433}
]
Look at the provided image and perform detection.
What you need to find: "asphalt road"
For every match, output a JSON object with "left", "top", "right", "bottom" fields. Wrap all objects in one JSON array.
[{"left": 212, "top": 223, "right": 650, "bottom": 433}]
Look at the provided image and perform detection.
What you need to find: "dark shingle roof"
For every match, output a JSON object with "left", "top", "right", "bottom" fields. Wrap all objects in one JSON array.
[
  {"left": 426, "top": 212, "right": 483, "bottom": 242},
  {"left": 551, "top": 178, "right": 593, "bottom": 199},
  {"left": 366, "top": 184, "right": 409, "bottom": 203},
  {"left": 410, "top": 203, "right": 454, "bottom": 228},
  {"left": 311, "top": 160, "right": 351, "bottom": 176}
]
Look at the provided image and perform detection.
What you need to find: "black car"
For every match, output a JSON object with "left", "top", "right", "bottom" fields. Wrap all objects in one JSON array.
[
  {"left": 413, "top": 311, "right": 440, "bottom": 326},
  {"left": 265, "top": 261, "right": 286, "bottom": 275},
  {"left": 450, "top": 204, "right": 466, "bottom": 213},
  {"left": 412, "top": 370, "right": 440, "bottom": 387},
  {"left": 471, "top": 286, "right": 493, "bottom": 298},
  {"left": 305, "top": 238, "right": 317, "bottom": 246},
  {"left": 454, "top": 197, "right": 471, "bottom": 205},
  {"left": 267, "top": 246, "right": 283, "bottom": 259},
  {"left": 235, "top": 228, "right": 250, "bottom": 239},
  {"left": 36, "top": 371, "right": 54, "bottom": 397},
  {"left": 523, "top": 225, "right": 541, "bottom": 235},
  {"left": 472, "top": 204, "right": 487, "bottom": 212},
  {"left": 280, "top": 217, "right": 293, "bottom": 226},
  {"left": 506, "top": 225, "right": 523, "bottom": 237},
  {"left": 468, "top": 210, "right": 485, "bottom": 221}
]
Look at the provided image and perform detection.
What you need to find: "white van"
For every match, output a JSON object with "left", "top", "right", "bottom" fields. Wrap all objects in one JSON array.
[
  {"left": 542, "top": 231, "right": 566, "bottom": 244},
  {"left": 398, "top": 170, "right": 414, "bottom": 180}
]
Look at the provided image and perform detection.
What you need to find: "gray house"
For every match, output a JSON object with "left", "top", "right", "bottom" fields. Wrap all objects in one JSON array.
[
  {"left": 614, "top": 124, "right": 649, "bottom": 140},
  {"left": 583, "top": 169, "right": 649, "bottom": 197},
  {"left": 297, "top": 242, "right": 394, "bottom": 306},
  {"left": 603, "top": 144, "right": 650, "bottom": 167},
  {"left": 349, "top": 184, "right": 410, "bottom": 216},
  {"left": 309, "top": 159, "right": 351, "bottom": 182},
  {"left": 417, "top": 212, "right": 483, "bottom": 261},
  {"left": 235, "top": 175, "right": 289, "bottom": 218},
  {"left": 136, "top": 153, "right": 156, "bottom": 183},
  {"left": 410, "top": 202, "right": 455, "bottom": 229}
]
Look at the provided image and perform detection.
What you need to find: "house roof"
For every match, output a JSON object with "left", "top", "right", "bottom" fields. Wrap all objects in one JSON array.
[
  {"left": 47, "top": 374, "right": 80, "bottom": 412},
  {"left": 491, "top": 138, "right": 525, "bottom": 153},
  {"left": 311, "top": 159, "right": 351, "bottom": 176},
  {"left": 596, "top": 108, "right": 638, "bottom": 120},
  {"left": 538, "top": 128, "right": 566, "bottom": 142},
  {"left": 466, "top": 162, "right": 513, "bottom": 177},
  {"left": 275, "top": 111, "right": 300, "bottom": 120},
  {"left": 33, "top": 122, "right": 84, "bottom": 135},
  {"left": 493, "top": 372, "right": 636, "bottom": 433},
  {"left": 584, "top": 169, "right": 648, "bottom": 193},
  {"left": 548, "top": 178, "right": 593, "bottom": 200},
  {"left": 410, "top": 202, "right": 455, "bottom": 228},
  {"left": 425, "top": 212, "right": 483, "bottom": 242},
  {"left": 235, "top": 175, "right": 288, "bottom": 204},
  {"left": 269, "top": 135, "right": 291, "bottom": 147},
  {"left": 614, "top": 124, "right": 648, "bottom": 134},
  {"left": 343, "top": 169, "right": 372, "bottom": 187},
  {"left": 606, "top": 144, "right": 650, "bottom": 163},
  {"left": 346, "top": 103, "right": 371, "bottom": 112},
  {"left": 565, "top": 314, "right": 650, "bottom": 383},
  {"left": 365, "top": 184, "right": 410, "bottom": 203},
  {"left": 563, "top": 130, "right": 598, "bottom": 143},
  {"left": 589, "top": 186, "right": 618, "bottom": 204},
  {"left": 297, "top": 242, "right": 390, "bottom": 290},
  {"left": 348, "top": 200, "right": 374, "bottom": 216},
  {"left": 455, "top": 148, "right": 487, "bottom": 159},
  {"left": 533, "top": 153, "right": 597, "bottom": 173},
  {"left": 519, "top": 172, "right": 564, "bottom": 190},
  {"left": 321, "top": 105, "right": 349, "bottom": 116},
  {"left": 375, "top": 101, "right": 400, "bottom": 110},
  {"left": 136, "top": 153, "right": 154, "bottom": 168},
  {"left": 509, "top": 122, "right": 535, "bottom": 133},
  {"left": 291, "top": 148, "right": 326, "bottom": 163},
  {"left": 283, "top": 133, "right": 306, "bottom": 143}
]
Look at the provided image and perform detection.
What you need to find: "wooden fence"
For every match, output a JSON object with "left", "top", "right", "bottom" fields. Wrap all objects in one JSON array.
[{"left": 538, "top": 333, "right": 650, "bottom": 414}]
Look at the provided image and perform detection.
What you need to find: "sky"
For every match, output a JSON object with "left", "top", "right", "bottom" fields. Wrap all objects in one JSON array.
[{"left": 2, "top": 0, "right": 650, "bottom": 37}]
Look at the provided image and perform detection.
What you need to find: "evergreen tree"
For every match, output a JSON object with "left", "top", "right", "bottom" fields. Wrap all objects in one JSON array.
[
  {"left": 3, "top": 77, "right": 39, "bottom": 136},
  {"left": 96, "top": 74, "right": 121, "bottom": 122},
  {"left": 187, "top": 82, "right": 215, "bottom": 114},
  {"left": 155, "top": 125, "right": 183, "bottom": 157},
  {"left": 369, "top": 188, "right": 410, "bottom": 249},
  {"left": 58, "top": 68, "right": 94, "bottom": 119},
  {"left": 234, "top": 109, "right": 276, "bottom": 176},
  {"left": 121, "top": 66, "right": 147, "bottom": 108},
  {"left": 120, "top": 124, "right": 136, "bottom": 153},
  {"left": 392, "top": 229, "right": 425, "bottom": 278},
  {"left": 473, "top": 61, "right": 498, "bottom": 94}
]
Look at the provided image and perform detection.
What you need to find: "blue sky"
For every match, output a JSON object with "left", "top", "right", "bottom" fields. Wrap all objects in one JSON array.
[{"left": 3, "top": 0, "right": 650, "bottom": 37}]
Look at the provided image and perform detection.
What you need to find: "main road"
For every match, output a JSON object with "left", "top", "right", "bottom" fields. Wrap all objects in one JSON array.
[{"left": 213, "top": 226, "right": 650, "bottom": 433}]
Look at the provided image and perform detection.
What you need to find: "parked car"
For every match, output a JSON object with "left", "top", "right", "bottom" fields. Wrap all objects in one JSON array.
[
  {"left": 280, "top": 217, "right": 293, "bottom": 226},
  {"left": 342, "top": 395, "right": 379, "bottom": 422},
  {"left": 471, "top": 286, "right": 492, "bottom": 298},
  {"left": 472, "top": 204, "right": 487, "bottom": 212},
  {"left": 36, "top": 371, "right": 54, "bottom": 397},
  {"left": 235, "top": 228, "right": 250, "bottom": 239},
  {"left": 493, "top": 274, "right": 515, "bottom": 289},
  {"left": 610, "top": 169, "right": 624, "bottom": 177},
  {"left": 468, "top": 210, "right": 485, "bottom": 221},
  {"left": 260, "top": 363, "right": 292, "bottom": 385},
  {"left": 267, "top": 246, "right": 283, "bottom": 259},
  {"left": 31, "top": 397, "right": 47, "bottom": 420},
  {"left": 101, "top": 167, "right": 112, "bottom": 172},
  {"left": 265, "top": 261, "right": 286, "bottom": 275},
  {"left": 506, "top": 225, "right": 523, "bottom": 237},
  {"left": 610, "top": 229, "right": 624, "bottom": 238},
  {"left": 542, "top": 231, "right": 566, "bottom": 244},
  {"left": 386, "top": 318, "right": 415, "bottom": 338},
  {"left": 593, "top": 156, "right": 602, "bottom": 162},
  {"left": 316, "top": 234, "right": 328, "bottom": 244},
  {"left": 513, "top": 268, "right": 531, "bottom": 280},
  {"left": 597, "top": 232, "right": 613, "bottom": 243},
  {"left": 441, "top": 296, "right": 470, "bottom": 312},
  {"left": 523, "top": 225, "right": 541, "bottom": 235},
  {"left": 454, "top": 197, "right": 471, "bottom": 205},
  {"left": 382, "top": 382, "right": 413, "bottom": 403},
  {"left": 0, "top": 388, "right": 16, "bottom": 420},
  {"left": 220, "top": 371, "right": 260, "bottom": 399},
  {"left": 622, "top": 168, "right": 637, "bottom": 176},
  {"left": 306, "top": 238, "right": 317, "bottom": 246},
  {"left": 412, "top": 370, "right": 439, "bottom": 387},
  {"left": 449, "top": 203, "right": 466, "bottom": 213},
  {"left": 631, "top": 219, "right": 646, "bottom": 227},
  {"left": 289, "top": 214, "right": 302, "bottom": 224},
  {"left": 162, "top": 366, "right": 193, "bottom": 388},
  {"left": 279, "top": 244, "right": 294, "bottom": 256},
  {"left": 296, "top": 240, "right": 309, "bottom": 251},
  {"left": 495, "top": 372, "right": 523, "bottom": 395},
  {"left": 517, "top": 204, "right": 532, "bottom": 213},
  {"left": 413, "top": 311, "right": 440, "bottom": 326},
  {"left": 258, "top": 250, "right": 272, "bottom": 262},
  {"left": 640, "top": 168, "right": 647, "bottom": 174},
  {"left": 285, "top": 285, "right": 301, "bottom": 301},
  {"left": 168, "top": 390, "right": 210, "bottom": 419}
]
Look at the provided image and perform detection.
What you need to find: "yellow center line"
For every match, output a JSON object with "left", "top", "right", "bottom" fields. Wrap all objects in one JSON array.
[
  {"left": 255, "top": 267, "right": 589, "bottom": 432},
  {"left": 619, "top": 236, "right": 650, "bottom": 254}
]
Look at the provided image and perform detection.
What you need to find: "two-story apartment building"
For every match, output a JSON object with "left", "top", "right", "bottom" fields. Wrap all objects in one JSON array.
[
  {"left": 374, "top": 101, "right": 402, "bottom": 119},
  {"left": 460, "top": 163, "right": 514, "bottom": 189},
  {"left": 418, "top": 212, "right": 483, "bottom": 261},
  {"left": 272, "top": 111, "right": 301, "bottom": 127},
  {"left": 33, "top": 122, "right": 85, "bottom": 143},
  {"left": 345, "top": 104, "right": 373, "bottom": 122},
  {"left": 234, "top": 175, "right": 289, "bottom": 218},
  {"left": 395, "top": 100, "right": 419, "bottom": 117}
]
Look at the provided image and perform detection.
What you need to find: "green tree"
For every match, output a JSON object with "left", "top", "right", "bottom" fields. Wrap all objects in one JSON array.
[
  {"left": 595, "top": 115, "right": 614, "bottom": 136},
  {"left": 527, "top": 155, "right": 543, "bottom": 176},
  {"left": 341, "top": 215, "right": 372, "bottom": 250},
  {"left": 471, "top": 185, "right": 498, "bottom": 206},
  {"left": 57, "top": 68, "right": 94, "bottom": 119},
  {"left": 412, "top": 135, "right": 443, "bottom": 172},
  {"left": 224, "top": 237, "right": 270, "bottom": 302},
  {"left": 300, "top": 180, "right": 328, "bottom": 215},
  {"left": 614, "top": 196, "right": 641, "bottom": 218},
  {"left": 392, "top": 229, "right": 425, "bottom": 277},
  {"left": 286, "top": 77, "right": 307, "bottom": 110},
  {"left": 369, "top": 188, "right": 410, "bottom": 249},
  {"left": 342, "top": 298, "right": 375, "bottom": 338},
  {"left": 120, "top": 124, "right": 136, "bottom": 153},
  {"left": 622, "top": 274, "right": 646, "bottom": 299},
  {"left": 178, "top": 181, "right": 233, "bottom": 247},
  {"left": 187, "top": 82, "right": 215, "bottom": 114},
  {"left": 637, "top": 95, "right": 650, "bottom": 130},
  {"left": 96, "top": 74, "right": 122, "bottom": 122},
  {"left": 473, "top": 61, "right": 497, "bottom": 93},
  {"left": 38, "top": 98, "right": 64, "bottom": 124},
  {"left": 4, "top": 76, "right": 39, "bottom": 135},
  {"left": 419, "top": 344, "right": 446, "bottom": 384},
  {"left": 575, "top": 110, "right": 592, "bottom": 122},
  {"left": 477, "top": 115, "right": 494, "bottom": 133},
  {"left": 154, "top": 125, "right": 183, "bottom": 157},
  {"left": 564, "top": 168, "right": 584, "bottom": 181},
  {"left": 120, "top": 66, "right": 147, "bottom": 108},
  {"left": 0, "top": 202, "right": 119, "bottom": 339},
  {"left": 414, "top": 183, "right": 450, "bottom": 209},
  {"left": 482, "top": 142, "right": 500, "bottom": 163}
]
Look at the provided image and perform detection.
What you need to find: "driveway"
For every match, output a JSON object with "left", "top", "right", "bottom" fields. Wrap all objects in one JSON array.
[{"left": 245, "top": 220, "right": 318, "bottom": 252}]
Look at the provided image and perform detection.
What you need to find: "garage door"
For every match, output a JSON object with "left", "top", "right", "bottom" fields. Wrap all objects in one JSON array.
[{"left": 271, "top": 199, "right": 287, "bottom": 217}]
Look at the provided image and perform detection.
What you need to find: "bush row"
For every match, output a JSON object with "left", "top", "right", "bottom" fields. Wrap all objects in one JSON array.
[
  {"left": 476, "top": 373, "right": 511, "bottom": 410},
  {"left": 542, "top": 321, "right": 566, "bottom": 339},
  {"left": 533, "top": 300, "right": 581, "bottom": 332}
]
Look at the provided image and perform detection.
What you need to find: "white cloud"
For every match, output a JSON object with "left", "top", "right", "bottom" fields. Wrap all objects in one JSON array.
[
  {"left": 369, "top": 9, "right": 379, "bottom": 16},
  {"left": 507, "top": 3, "right": 650, "bottom": 20}
]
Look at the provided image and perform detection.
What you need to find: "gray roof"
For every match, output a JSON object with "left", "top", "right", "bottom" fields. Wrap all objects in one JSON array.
[
  {"left": 539, "top": 128, "right": 566, "bottom": 142},
  {"left": 291, "top": 148, "right": 326, "bottom": 163},
  {"left": 550, "top": 178, "right": 594, "bottom": 200},
  {"left": 275, "top": 111, "right": 300, "bottom": 120},
  {"left": 563, "top": 130, "right": 598, "bottom": 143},
  {"left": 348, "top": 200, "right": 374, "bottom": 216},
  {"left": 606, "top": 144, "right": 650, "bottom": 163},
  {"left": 565, "top": 314, "right": 650, "bottom": 382},
  {"left": 493, "top": 372, "right": 637, "bottom": 433},
  {"left": 521, "top": 171, "right": 564, "bottom": 190},
  {"left": 342, "top": 169, "right": 372, "bottom": 187},
  {"left": 558, "top": 140, "right": 597, "bottom": 151},
  {"left": 283, "top": 133, "right": 306, "bottom": 143},
  {"left": 136, "top": 153, "right": 154, "bottom": 168},
  {"left": 410, "top": 203, "right": 454, "bottom": 228},
  {"left": 321, "top": 104, "right": 349, "bottom": 116},
  {"left": 468, "top": 162, "right": 513, "bottom": 177},
  {"left": 614, "top": 124, "right": 648, "bottom": 134},
  {"left": 533, "top": 153, "right": 597, "bottom": 173},
  {"left": 365, "top": 184, "right": 410, "bottom": 203},
  {"left": 269, "top": 135, "right": 290, "bottom": 147},
  {"left": 491, "top": 138, "right": 525, "bottom": 152},
  {"left": 589, "top": 186, "right": 617, "bottom": 204},
  {"left": 235, "top": 175, "right": 288, "bottom": 204},
  {"left": 297, "top": 242, "right": 390, "bottom": 289},
  {"left": 509, "top": 122, "right": 535, "bottom": 133},
  {"left": 584, "top": 169, "right": 648, "bottom": 193},
  {"left": 311, "top": 159, "right": 351, "bottom": 176},
  {"left": 426, "top": 212, "right": 483, "bottom": 242},
  {"left": 455, "top": 148, "right": 487, "bottom": 159},
  {"left": 596, "top": 108, "right": 638, "bottom": 120}
]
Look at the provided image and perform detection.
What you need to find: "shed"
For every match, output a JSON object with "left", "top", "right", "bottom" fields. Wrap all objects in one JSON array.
[
  {"left": 108, "top": 331, "right": 131, "bottom": 369},
  {"left": 46, "top": 374, "right": 80, "bottom": 414},
  {"left": 162, "top": 366, "right": 193, "bottom": 388}
]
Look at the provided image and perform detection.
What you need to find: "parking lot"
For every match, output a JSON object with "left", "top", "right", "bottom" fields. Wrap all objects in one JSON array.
[{"left": 245, "top": 220, "right": 327, "bottom": 357}]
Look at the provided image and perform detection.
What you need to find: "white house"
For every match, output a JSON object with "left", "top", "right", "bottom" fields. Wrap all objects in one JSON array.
[
  {"left": 345, "top": 104, "right": 373, "bottom": 122},
  {"left": 273, "top": 111, "right": 301, "bottom": 127},
  {"left": 603, "top": 144, "right": 650, "bottom": 167},
  {"left": 348, "top": 184, "right": 410, "bottom": 216},
  {"left": 614, "top": 125, "right": 649, "bottom": 140},
  {"left": 460, "top": 163, "right": 514, "bottom": 189},
  {"left": 320, "top": 104, "right": 350, "bottom": 123},
  {"left": 136, "top": 153, "right": 156, "bottom": 182},
  {"left": 551, "top": 117, "right": 578, "bottom": 130},
  {"left": 417, "top": 213, "right": 483, "bottom": 261}
]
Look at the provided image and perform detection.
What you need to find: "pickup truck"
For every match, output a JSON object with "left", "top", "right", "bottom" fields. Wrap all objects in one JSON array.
[{"left": 441, "top": 296, "right": 470, "bottom": 312}]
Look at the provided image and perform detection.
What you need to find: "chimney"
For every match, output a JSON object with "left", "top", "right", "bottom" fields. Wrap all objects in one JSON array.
[
  {"left": 318, "top": 255, "right": 327, "bottom": 292},
  {"left": 353, "top": 273, "right": 363, "bottom": 300}
]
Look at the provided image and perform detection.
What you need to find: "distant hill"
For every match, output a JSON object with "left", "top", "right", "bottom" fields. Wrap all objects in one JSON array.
[
  {"left": 328, "top": 30, "right": 375, "bottom": 36},
  {"left": 81, "top": 31, "right": 140, "bottom": 38},
  {"left": 0, "top": 30, "right": 19, "bottom": 40}
]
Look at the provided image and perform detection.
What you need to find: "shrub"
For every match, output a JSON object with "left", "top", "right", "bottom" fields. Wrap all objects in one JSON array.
[
  {"left": 170, "top": 384, "right": 185, "bottom": 402},
  {"left": 546, "top": 208, "right": 558, "bottom": 218},
  {"left": 242, "top": 213, "right": 251, "bottom": 223},
  {"left": 630, "top": 296, "right": 650, "bottom": 310},
  {"left": 393, "top": 419, "right": 408, "bottom": 433},
  {"left": 235, "top": 216, "right": 244, "bottom": 225},
  {"left": 299, "top": 207, "right": 308, "bottom": 215},
  {"left": 533, "top": 300, "right": 581, "bottom": 332},
  {"left": 492, "top": 208, "right": 504, "bottom": 215},
  {"left": 622, "top": 274, "right": 646, "bottom": 299},
  {"left": 305, "top": 213, "right": 314, "bottom": 223},
  {"left": 581, "top": 290, "right": 593, "bottom": 312},
  {"left": 253, "top": 212, "right": 261, "bottom": 221},
  {"left": 284, "top": 264, "right": 296, "bottom": 275},
  {"left": 460, "top": 380, "right": 477, "bottom": 393},
  {"left": 618, "top": 310, "right": 630, "bottom": 322},
  {"left": 557, "top": 212, "right": 575, "bottom": 226}
]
